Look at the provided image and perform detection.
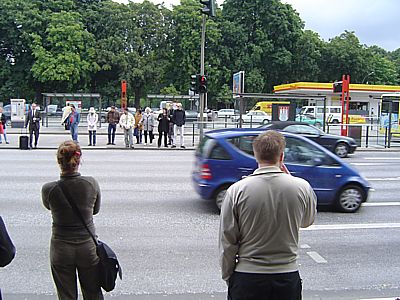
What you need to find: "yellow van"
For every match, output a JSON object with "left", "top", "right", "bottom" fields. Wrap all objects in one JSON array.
[{"left": 250, "top": 101, "right": 290, "bottom": 115}]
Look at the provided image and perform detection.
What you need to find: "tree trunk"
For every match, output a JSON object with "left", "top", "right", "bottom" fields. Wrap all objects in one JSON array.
[
  {"left": 34, "top": 81, "right": 42, "bottom": 105},
  {"left": 134, "top": 87, "right": 141, "bottom": 109}
]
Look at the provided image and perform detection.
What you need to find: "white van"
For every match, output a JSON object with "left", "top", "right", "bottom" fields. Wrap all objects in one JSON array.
[{"left": 299, "top": 106, "right": 342, "bottom": 123}]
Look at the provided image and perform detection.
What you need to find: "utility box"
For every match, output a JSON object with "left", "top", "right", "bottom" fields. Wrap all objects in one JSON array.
[
  {"left": 348, "top": 126, "right": 362, "bottom": 147},
  {"left": 10, "top": 99, "right": 26, "bottom": 128}
]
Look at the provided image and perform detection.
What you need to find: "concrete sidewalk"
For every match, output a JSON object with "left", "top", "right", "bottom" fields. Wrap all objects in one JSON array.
[
  {"left": 1, "top": 126, "right": 197, "bottom": 150},
  {"left": 1, "top": 125, "right": 400, "bottom": 151}
]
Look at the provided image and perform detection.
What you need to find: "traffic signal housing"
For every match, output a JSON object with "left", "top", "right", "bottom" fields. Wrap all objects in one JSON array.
[
  {"left": 200, "top": 0, "right": 216, "bottom": 17},
  {"left": 190, "top": 74, "right": 199, "bottom": 93},
  {"left": 333, "top": 81, "right": 343, "bottom": 93},
  {"left": 198, "top": 75, "right": 207, "bottom": 93}
]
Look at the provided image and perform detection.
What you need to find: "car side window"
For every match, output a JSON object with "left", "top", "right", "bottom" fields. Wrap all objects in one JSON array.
[
  {"left": 330, "top": 108, "right": 340, "bottom": 113},
  {"left": 209, "top": 144, "right": 232, "bottom": 160},
  {"left": 227, "top": 136, "right": 256, "bottom": 156},
  {"left": 285, "top": 124, "right": 320, "bottom": 135},
  {"left": 284, "top": 137, "right": 337, "bottom": 166}
]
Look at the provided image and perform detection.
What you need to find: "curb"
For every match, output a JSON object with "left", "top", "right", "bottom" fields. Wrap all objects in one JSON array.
[{"left": 0, "top": 145, "right": 196, "bottom": 151}]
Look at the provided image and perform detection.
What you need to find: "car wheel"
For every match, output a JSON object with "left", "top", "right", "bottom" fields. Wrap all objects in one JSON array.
[
  {"left": 6, "top": 119, "right": 11, "bottom": 127},
  {"left": 261, "top": 119, "right": 270, "bottom": 125},
  {"left": 334, "top": 142, "right": 349, "bottom": 158},
  {"left": 336, "top": 184, "right": 364, "bottom": 213},
  {"left": 332, "top": 119, "right": 339, "bottom": 124},
  {"left": 214, "top": 185, "right": 230, "bottom": 211},
  {"left": 100, "top": 116, "right": 106, "bottom": 122},
  {"left": 315, "top": 122, "right": 322, "bottom": 128}
]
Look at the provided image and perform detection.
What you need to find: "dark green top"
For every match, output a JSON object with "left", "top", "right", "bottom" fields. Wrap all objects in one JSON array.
[{"left": 42, "top": 172, "right": 101, "bottom": 240}]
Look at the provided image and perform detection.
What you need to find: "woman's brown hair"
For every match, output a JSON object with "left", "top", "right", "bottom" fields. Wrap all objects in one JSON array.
[{"left": 57, "top": 141, "right": 82, "bottom": 173}]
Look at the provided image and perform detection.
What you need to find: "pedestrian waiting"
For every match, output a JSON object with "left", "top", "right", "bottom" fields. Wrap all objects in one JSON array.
[
  {"left": 66, "top": 104, "right": 80, "bottom": 142},
  {"left": 0, "top": 107, "right": 9, "bottom": 144},
  {"left": 141, "top": 107, "right": 155, "bottom": 145},
  {"left": 107, "top": 106, "right": 120, "bottom": 145},
  {"left": 157, "top": 108, "right": 170, "bottom": 148},
  {"left": 87, "top": 107, "right": 98, "bottom": 146},
  {"left": 172, "top": 103, "right": 186, "bottom": 149},
  {"left": 219, "top": 130, "right": 317, "bottom": 300},
  {"left": 134, "top": 109, "right": 143, "bottom": 144},
  {"left": 25, "top": 103, "right": 41, "bottom": 149},
  {"left": 119, "top": 108, "right": 135, "bottom": 149},
  {"left": 42, "top": 140, "right": 103, "bottom": 299}
]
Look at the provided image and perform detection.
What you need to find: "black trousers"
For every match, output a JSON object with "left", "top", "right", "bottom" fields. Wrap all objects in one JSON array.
[
  {"left": 158, "top": 131, "right": 168, "bottom": 147},
  {"left": 228, "top": 271, "right": 302, "bottom": 300},
  {"left": 29, "top": 125, "right": 39, "bottom": 147},
  {"left": 89, "top": 130, "right": 96, "bottom": 145},
  {"left": 144, "top": 130, "right": 154, "bottom": 144}
]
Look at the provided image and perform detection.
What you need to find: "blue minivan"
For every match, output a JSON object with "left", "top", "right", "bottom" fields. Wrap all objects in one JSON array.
[{"left": 192, "top": 128, "right": 371, "bottom": 213}]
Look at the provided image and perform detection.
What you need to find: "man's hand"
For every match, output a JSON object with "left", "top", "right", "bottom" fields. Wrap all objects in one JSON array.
[{"left": 280, "top": 163, "right": 290, "bottom": 175}]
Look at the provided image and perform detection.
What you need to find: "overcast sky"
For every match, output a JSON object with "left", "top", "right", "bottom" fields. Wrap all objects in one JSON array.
[{"left": 114, "top": 0, "right": 400, "bottom": 51}]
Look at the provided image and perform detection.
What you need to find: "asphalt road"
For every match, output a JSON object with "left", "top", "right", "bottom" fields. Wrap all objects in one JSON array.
[{"left": 0, "top": 149, "right": 400, "bottom": 299}]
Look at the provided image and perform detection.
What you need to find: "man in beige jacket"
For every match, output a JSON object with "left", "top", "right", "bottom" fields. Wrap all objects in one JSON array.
[
  {"left": 119, "top": 108, "right": 135, "bottom": 148},
  {"left": 219, "top": 130, "right": 317, "bottom": 300}
]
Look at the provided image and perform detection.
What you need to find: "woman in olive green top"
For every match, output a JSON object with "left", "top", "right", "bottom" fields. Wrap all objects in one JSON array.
[{"left": 42, "top": 140, "right": 103, "bottom": 299}]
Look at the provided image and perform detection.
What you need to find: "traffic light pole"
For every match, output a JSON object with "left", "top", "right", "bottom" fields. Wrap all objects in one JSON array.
[{"left": 199, "top": 14, "right": 206, "bottom": 142}]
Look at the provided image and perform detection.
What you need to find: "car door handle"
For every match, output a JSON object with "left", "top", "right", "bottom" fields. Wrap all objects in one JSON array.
[{"left": 238, "top": 167, "right": 253, "bottom": 172}]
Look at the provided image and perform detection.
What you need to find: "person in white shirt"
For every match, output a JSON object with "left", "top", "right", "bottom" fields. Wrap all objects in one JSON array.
[
  {"left": 119, "top": 108, "right": 135, "bottom": 149},
  {"left": 87, "top": 107, "right": 98, "bottom": 146}
]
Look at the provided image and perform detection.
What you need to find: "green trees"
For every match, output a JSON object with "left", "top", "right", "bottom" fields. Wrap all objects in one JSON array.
[
  {"left": 30, "top": 11, "right": 98, "bottom": 89},
  {"left": 0, "top": 0, "right": 399, "bottom": 108}
]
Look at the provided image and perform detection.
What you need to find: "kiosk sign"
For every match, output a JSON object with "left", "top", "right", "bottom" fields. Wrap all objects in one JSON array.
[{"left": 10, "top": 98, "right": 26, "bottom": 128}]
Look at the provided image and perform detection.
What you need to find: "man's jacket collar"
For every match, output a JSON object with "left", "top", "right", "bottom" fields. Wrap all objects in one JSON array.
[{"left": 248, "top": 166, "right": 283, "bottom": 177}]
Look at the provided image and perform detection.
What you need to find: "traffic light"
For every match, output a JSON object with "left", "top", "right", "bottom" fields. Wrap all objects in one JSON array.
[
  {"left": 333, "top": 81, "right": 342, "bottom": 93},
  {"left": 190, "top": 74, "right": 199, "bottom": 93},
  {"left": 200, "top": 0, "right": 216, "bottom": 17},
  {"left": 198, "top": 75, "right": 207, "bottom": 93}
]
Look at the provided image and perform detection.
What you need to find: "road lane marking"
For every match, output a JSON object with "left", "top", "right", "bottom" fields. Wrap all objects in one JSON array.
[
  {"left": 306, "top": 251, "right": 327, "bottom": 263},
  {"left": 367, "top": 177, "right": 400, "bottom": 181},
  {"left": 362, "top": 202, "right": 400, "bottom": 207},
  {"left": 351, "top": 163, "right": 393, "bottom": 166},
  {"left": 363, "top": 157, "right": 400, "bottom": 160},
  {"left": 359, "top": 298, "right": 400, "bottom": 300},
  {"left": 301, "top": 223, "right": 400, "bottom": 231},
  {"left": 300, "top": 244, "right": 311, "bottom": 249}
]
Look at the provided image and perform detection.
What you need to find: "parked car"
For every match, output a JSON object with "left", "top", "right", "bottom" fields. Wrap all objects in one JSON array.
[
  {"left": 259, "top": 121, "right": 357, "bottom": 158},
  {"left": 217, "top": 109, "right": 235, "bottom": 118},
  {"left": 231, "top": 111, "right": 271, "bottom": 124},
  {"left": 185, "top": 110, "right": 199, "bottom": 122},
  {"left": 295, "top": 114, "right": 323, "bottom": 128},
  {"left": 192, "top": 128, "right": 370, "bottom": 212}
]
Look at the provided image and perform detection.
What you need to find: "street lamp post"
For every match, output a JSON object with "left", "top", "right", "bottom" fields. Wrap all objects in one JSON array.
[{"left": 362, "top": 71, "right": 375, "bottom": 84}]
